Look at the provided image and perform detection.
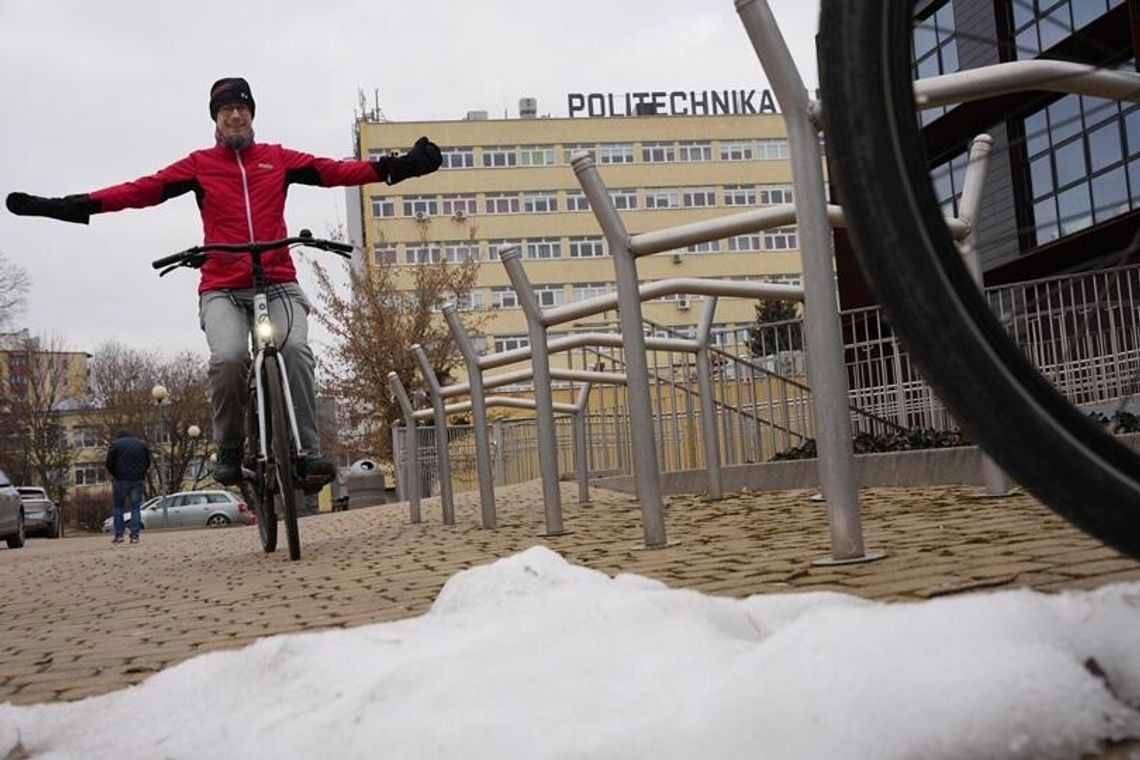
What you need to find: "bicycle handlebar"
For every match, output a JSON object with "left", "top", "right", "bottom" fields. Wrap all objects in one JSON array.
[{"left": 151, "top": 229, "right": 354, "bottom": 273}]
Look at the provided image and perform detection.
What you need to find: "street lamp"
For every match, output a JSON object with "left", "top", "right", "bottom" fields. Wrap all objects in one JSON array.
[
  {"left": 187, "top": 424, "right": 202, "bottom": 488},
  {"left": 152, "top": 384, "right": 171, "bottom": 528}
]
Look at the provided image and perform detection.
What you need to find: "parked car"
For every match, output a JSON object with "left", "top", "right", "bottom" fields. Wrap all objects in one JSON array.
[
  {"left": 102, "top": 496, "right": 161, "bottom": 533},
  {"left": 102, "top": 490, "right": 250, "bottom": 532},
  {"left": 16, "top": 487, "right": 60, "bottom": 538},
  {"left": 0, "top": 469, "right": 24, "bottom": 549}
]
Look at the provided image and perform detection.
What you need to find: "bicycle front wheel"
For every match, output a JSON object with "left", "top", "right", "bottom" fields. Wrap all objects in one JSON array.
[
  {"left": 818, "top": 0, "right": 1140, "bottom": 559},
  {"left": 265, "top": 357, "right": 302, "bottom": 561}
]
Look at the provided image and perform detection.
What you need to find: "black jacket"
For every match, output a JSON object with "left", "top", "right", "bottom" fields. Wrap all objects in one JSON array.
[{"left": 105, "top": 430, "right": 151, "bottom": 481}]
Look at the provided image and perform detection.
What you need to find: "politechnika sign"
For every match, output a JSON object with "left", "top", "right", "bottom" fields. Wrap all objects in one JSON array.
[{"left": 567, "top": 88, "right": 779, "bottom": 118}]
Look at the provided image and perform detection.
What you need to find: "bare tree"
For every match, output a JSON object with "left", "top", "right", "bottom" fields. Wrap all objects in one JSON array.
[
  {"left": 0, "top": 334, "right": 75, "bottom": 503},
  {"left": 0, "top": 251, "right": 30, "bottom": 329},
  {"left": 86, "top": 342, "right": 211, "bottom": 494},
  {"left": 309, "top": 255, "right": 482, "bottom": 462}
]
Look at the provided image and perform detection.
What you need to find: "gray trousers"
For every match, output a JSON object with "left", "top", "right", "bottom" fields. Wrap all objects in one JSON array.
[{"left": 198, "top": 282, "right": 321, "bottom": 455}]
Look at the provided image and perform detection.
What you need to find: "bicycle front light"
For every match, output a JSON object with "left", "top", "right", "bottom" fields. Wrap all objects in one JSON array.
[{"left": 256, "top": 321, "right": 273, "bottom": 340}]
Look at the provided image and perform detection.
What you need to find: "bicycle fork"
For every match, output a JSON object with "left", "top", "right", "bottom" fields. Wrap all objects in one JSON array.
[{"left": 251, "top": 291, "right": 305, "bottom": 464}]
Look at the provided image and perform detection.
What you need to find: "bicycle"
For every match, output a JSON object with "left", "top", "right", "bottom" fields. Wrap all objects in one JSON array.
[
  {"left": 152, "top": 230, "right": 353, "bottom": 560},
  {"left": 815, "top": 2, "right": 1140, "bottom": 559}
]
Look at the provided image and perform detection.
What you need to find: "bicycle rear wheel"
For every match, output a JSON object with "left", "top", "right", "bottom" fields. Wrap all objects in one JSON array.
[
  {"left": 265, "top": 357, "right": 302, "bottom": 560},
  {"left": 818, "top": 1, "right": 1140, "bottom": 558}
]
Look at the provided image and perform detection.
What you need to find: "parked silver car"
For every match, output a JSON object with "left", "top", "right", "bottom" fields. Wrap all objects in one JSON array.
[
  {"left": 0, "top": 469, "right": 24, "bottom": 549},
  {"left": 16, "top": 487, "right": 60, "bottom": 538},
  {"left": 102, "top": 490, "right": 250, "bottom": 532}
]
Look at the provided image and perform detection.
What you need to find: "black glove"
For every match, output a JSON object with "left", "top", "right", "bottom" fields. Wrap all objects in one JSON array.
[
  {"left": 6, "top": 192, "right": 95, "bottom": 224},
  {"left": 372, "top": 136, "right": 443, "bottom": 185}
]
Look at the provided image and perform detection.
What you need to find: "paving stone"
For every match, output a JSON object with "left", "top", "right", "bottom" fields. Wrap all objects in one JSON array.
[{"left": 0, "top": 481, "right": 1137, "bottom": 704}]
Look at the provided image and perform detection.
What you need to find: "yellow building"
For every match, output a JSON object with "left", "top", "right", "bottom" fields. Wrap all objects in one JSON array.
[{"left": 349, "top": 104, "right": 803, "bottom": 391}]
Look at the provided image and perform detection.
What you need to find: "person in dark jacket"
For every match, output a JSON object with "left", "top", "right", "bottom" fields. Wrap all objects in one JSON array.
[
  {"left": 6, "top": 77, "right": 442, "bottom": 491},
  {"left": 105, "top": 429, "right": 151, "bottom": 544}
]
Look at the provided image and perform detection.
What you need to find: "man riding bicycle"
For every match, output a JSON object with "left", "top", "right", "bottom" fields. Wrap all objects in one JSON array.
[{"left": 6, "top": 77, "right": 442, "bottom": 490}]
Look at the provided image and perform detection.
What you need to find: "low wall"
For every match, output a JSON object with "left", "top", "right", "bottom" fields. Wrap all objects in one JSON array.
[{"left": 595, "top": 433, "right": 1140, "bottom": 496}]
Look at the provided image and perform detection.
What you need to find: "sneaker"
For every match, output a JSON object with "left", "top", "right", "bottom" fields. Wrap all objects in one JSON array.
[
  {"left": 298, "top": 454, "right": 336, "bottom": 493},
  {"left": 111, "top": 534, "right": 124, "bottom": 545},
  {"left": 129, "top": 534, "right": 139, "bottom": 545},
  {"left": 214, "top": 446, "right": 243, "bottom": 486}
]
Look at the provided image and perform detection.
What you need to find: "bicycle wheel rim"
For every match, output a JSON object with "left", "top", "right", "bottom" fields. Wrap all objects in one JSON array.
[
  {"left": 266, "top": 359, "right": 302, "bottom": 561},
  {"left": 818, "top": 0, "right": 1140, "bottom": 558}
]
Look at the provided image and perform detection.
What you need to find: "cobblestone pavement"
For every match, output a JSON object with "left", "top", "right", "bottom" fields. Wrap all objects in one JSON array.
[{"left": 1, "top": 482, "right": 1138, "bottom": 707}]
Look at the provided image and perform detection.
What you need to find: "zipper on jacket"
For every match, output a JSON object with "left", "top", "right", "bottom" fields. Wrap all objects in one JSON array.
[{"left": 234, "top": 149, "right": 256, "bottom": 242}]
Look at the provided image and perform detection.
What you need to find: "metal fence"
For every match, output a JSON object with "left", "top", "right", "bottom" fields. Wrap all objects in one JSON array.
[{"left": 393, "top": 263, "right": 1140, "bottom": 497}]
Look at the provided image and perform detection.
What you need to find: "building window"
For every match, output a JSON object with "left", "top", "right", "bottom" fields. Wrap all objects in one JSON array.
[
  {"left": 74, "top": 465, "right": 107, "bottom": 486},
  {"left": 610, "top": 189, "right": 638, "bottom": 210},
  {"left": 1009, "top": 0, "right": 1122, "bottom": 60},
  {"left": 534, "top": 285, "right": 565, "bottom": 307},
  {"left": 930, "top": 151, "right": 969, "bottom": 217},
  {"left": 598, "top": 143, "right": 635, "bottom": 164},
  {"left": 572, "top": 283, "right": 613, "bottom": 301},
  {"left": 524, "top": 238, "right": 562, "bottom": 259},
  {"left": 494, "top": 334, "right": 530, "bottom": 353},
  {"left": 728, "top": 234, "right": 763, "bottom": 251},
  {"left": 482, "top": 146, "right": 518, "bottom": 167},
  {"left": 455, "top": 290, "right": 485, "bottom": 311},
  {"left": 912, "top": 1, "right": 959, "bottom": 123},
  {"left": 370, "top": 196, "right": 396, "bottom": 218},
  {"left": 443, "top": 241, "right": 479, "bottom": 263},
  {"left": 403, "top": 195, "right": 438, "bottom": 218},
  {"left": 756, "top": 139, "right": 792, "bottom": 159},
  {"left": 563, "top": 143, "right": 598, "bottom": 163},
  {"left": 763, "top": 227, "right": 799, "bottom": 250},
  {"left": 485, "top": 192, "right": 521, "bottom": 215},
  {"left": 721, "top": 140, "right": 754, "bottom": 161},
  {"left": 491, "top": 288, "right": 519, "bottom": 309},
  {"left": 646, "top": 188, "right": 681, "bottom": 209},
  {"left": 373, "top": 244, "right": 398, "bottom": 265},
  {"left": 569, "top": 236, "right": 606, "bottom": 258},
  {"left": 72, "top": 426, "right": 101, "bottom": 448},
  {"left": 688, "top": 240, "right": 721, "bottom": 253},
  {"left": 488, "top": 239, "right": 523, "bottom": 260},
  {"left": 642, "top": 142, "right": 677, "bottom": 163},
  {"left": 440, "top": 147, "right": 474, "bottom": 169},
  {"left": 758, "top": 184, "right": 795, "bottom": 204},
  {"left": 441, "top": 194, "right": 477, "bottom": 217},
  {"left": 1022, "top": 92, "right": 1140, "bottom": 245},
  {"left": 518, "top": 145, "right": 556, "bottom": 166},
  {"left": 724, "top": 185, "right": 756, "bottom": 206},
  {"left": 565, "top": 190, "right": 591, "bottom": 212},
  {"left": 405, "top": 243, "right": 443, "bottom": 265},
  {"left": 523, "top": 191, "right": 559, "bottom": 213},
  {"left": 683, "top": 187, "right": 717, "bottom": 208},
  {"left": 677, "top": 141, "right": 712, "bottom": 162}
]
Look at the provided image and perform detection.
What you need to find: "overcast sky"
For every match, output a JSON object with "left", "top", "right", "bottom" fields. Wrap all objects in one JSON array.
[{"left": 0, "top": 0, "right": 820, "bottom": 360}]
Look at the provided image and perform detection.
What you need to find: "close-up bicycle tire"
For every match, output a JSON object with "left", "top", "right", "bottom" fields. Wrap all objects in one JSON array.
[
  {"left": 818, "top": 0, "right": 1140, "bottom": 559},
  {"left": 266, "top": 359, "right": 302, "bottom": 561}
]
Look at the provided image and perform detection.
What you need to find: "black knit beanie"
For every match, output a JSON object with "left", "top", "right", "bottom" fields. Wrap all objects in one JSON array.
[{"left": 209, "top": 77, "right": 255, "bottom": 119}]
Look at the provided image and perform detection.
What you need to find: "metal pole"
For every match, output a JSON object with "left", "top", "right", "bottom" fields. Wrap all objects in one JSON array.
[
  {"left": 956, "top": 133, "right": 1011, "bottom": 497},
  {"left": 573, "top": 382, "right": 593, "bottom": 505},
  {"left": 499, "top": 248, "right": 565, "bottom": 536},
  {"left": 696, "top": 297, "right": 724, "bottom": 499},
  {"left": 573, "top": 154, "right": 668, "bottom": 548},
  {"left": 737, "top": 0, "right": 877, "bottom": 563},
  {"left": 387, "top": 372, "right": 421, "bottom": 524},
  {"left": 442, "top": 304, "right": 497, "bottom": 528},
  {"left": 411, "top": 345, "right": 455, "bottom": 526},
  {"left": 492, "top": 418, "right": 505, "bottom": 486}
]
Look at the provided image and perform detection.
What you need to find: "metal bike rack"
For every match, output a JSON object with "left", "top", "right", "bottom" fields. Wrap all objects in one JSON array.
[
  {"left": 411, "top": 344, "right": 456, "bottom": 526},
  {"left": 387, "top": 371, "right": 421, "bottom": 524}
]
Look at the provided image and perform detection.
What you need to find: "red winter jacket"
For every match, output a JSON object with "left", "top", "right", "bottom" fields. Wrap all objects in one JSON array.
[{"left": 89, "top": 142, "right": 380, "bottom": 292}]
